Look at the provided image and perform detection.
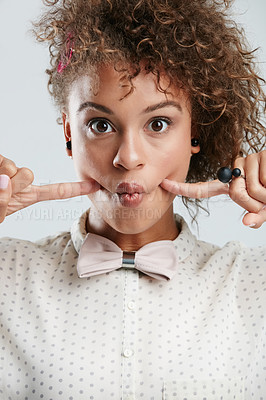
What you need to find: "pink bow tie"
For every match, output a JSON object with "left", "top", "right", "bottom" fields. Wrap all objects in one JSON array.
[{"left": 77, "top": 233, "right": 178, "bottom": 281}]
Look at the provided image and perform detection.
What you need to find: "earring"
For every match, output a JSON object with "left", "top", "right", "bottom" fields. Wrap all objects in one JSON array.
[
  {"left": 66, "top": 141, "right": 72, "bottom": 150},
  {"left": 191, "top": 138, "right": 199, "bottom": 147}
]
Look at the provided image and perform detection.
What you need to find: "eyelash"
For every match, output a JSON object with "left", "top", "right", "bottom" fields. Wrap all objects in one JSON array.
[
  {"left": 87, "top": 118, "right": 114, "bottom": 135},
  {"left": 146, "top": 117, "right": 172, "bottom": 134},
  {"left": 87, "top": 117, "right": 173, "bottom": 135}
]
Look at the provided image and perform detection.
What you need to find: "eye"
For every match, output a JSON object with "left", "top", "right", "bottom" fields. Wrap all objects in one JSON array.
[
  {"left": 147, "top": 118, "right": 171, "bottom": 133},
  {"left": 88, "top": 119, "right": 114, "bottom": 134}
]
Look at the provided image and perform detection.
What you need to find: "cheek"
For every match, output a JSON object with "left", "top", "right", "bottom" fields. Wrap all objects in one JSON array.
[
  {"left": 157, "top": 141, "right": 191, "bottom": 182},
  {"left": 72, "top": 140, "right": 107, "bottom": 181}
]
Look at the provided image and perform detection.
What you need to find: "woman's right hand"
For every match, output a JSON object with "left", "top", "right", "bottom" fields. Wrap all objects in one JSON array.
[{"left": 0, "top": 155, "right": 100, "bottom": 224}]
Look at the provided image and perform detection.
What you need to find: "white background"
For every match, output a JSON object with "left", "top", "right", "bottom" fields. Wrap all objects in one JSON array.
[{"left": 0, "top": 0, "right": 265, "bottom": 246}]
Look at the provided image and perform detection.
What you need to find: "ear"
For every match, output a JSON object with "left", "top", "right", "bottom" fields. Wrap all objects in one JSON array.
[
  {"left": 62, "top": 112, "right": 72, "bottom": 157},
  {"left": 191, "top": 137, "right": 200, "bottom": 155}
]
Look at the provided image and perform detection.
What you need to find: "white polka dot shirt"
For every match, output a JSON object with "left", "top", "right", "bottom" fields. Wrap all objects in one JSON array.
[{"left": 0, "top": 210, "right": 266, "bottom": 399}]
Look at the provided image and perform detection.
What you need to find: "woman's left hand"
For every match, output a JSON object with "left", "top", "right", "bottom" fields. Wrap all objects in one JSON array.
[{"left": 160, "top": 150, "right": 266, "bottom": 229}]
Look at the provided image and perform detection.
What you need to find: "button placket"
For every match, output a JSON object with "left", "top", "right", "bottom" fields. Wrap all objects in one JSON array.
[{"left": 121, "top": 269, "right": 138, "bottom": 400}]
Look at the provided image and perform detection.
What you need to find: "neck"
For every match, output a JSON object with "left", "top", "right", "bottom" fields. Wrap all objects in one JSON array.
[{"left": 86, "top": 205, "right": 179, "bottom": 251}]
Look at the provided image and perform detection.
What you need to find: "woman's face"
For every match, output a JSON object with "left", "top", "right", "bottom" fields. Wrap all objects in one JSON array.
[{"left": 63, "top": 65, "right": 199, "bottom": 236}]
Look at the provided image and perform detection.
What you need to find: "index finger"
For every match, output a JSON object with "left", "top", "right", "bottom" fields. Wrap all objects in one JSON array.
[
  {"left": 29, "top": 180, "right": 100, "bottom": 203},
  {"left": 160, "top": 178, "right": 229, "bottom": 199}
]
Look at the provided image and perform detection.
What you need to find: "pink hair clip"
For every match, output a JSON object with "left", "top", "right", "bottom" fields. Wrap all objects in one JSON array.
[{"left": 57, "top": 32, "right": 74, "bottom": 74}]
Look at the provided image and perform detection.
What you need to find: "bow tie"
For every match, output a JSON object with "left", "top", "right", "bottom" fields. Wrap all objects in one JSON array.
[{"left": 77, "top": 233, "right": 178, "bottom": 281}]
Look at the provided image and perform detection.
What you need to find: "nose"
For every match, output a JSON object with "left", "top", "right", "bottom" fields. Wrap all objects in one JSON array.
[{"left": 113, "top": 131, "right": 145, "bottom": 170}]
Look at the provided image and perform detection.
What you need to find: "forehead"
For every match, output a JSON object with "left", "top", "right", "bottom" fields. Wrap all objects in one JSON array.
[{"left": 67, "top": 64, "right": 190, "bottom": 112}]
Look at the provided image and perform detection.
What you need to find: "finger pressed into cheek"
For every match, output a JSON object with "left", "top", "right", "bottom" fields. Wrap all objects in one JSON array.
[{"left": 160, "top": 179, "right": 229, "bottom": 199}]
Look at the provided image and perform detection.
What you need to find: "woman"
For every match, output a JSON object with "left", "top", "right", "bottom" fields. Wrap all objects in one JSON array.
[{"left": 0, "top": 0, "right": 266, "bottom": 398}]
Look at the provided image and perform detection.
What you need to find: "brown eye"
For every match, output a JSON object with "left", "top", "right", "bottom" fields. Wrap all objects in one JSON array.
[
  {"left": 152, "top": 120, "right": 164, "bottom": 131},
  {"left": 89, "top": 119, "right": 113, "bottom": 134},
  {"left": 148, "top": 118, "right": 170, "bottom": 133}
]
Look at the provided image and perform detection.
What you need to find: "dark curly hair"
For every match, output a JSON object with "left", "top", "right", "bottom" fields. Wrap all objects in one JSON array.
[{"left": 32, "top": 0, "right": 266, "bottom": 212}]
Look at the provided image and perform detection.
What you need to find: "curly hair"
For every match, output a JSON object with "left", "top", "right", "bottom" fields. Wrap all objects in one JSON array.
[{"left": 32, "top": 0, "right": 266, "bottom": 212}]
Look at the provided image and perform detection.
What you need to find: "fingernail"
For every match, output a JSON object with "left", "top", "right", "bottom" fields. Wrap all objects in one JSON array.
[
  {"left": 248, "top": 223, "right": 256, "bottom": 228},
  {"left": 262, "top": 205, "right": 266, "bottom": 210},
  {"left": 0, "top": 174, "right": 9, "bottom": 189}
]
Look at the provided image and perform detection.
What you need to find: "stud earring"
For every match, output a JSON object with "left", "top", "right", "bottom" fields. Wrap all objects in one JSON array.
[
  {"left": 66, "top": 141, "right": 72, "bottom": 150},
  {"left": 191, "top": 138, "right": 199, "bottom": 147}
]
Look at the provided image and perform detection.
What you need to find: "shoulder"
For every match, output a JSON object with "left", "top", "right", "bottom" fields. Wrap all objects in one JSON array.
[
  {"left": 176, "top": 213, "right": 265, "bottom": 268},
  {"left": 194, "top": 237, "right": 266, "bottom": 268},
  {"left": 193, "top": 238, "right": 266, "bottom": 300},
  {"left": 0, "top": 230, "right": 74, "bottom": 280},
  {"left": 202, "top": 238, "right": 265, "bottom": 265},
  {"left": 0, "top": 230, "right": 72, "bottom": 253}
]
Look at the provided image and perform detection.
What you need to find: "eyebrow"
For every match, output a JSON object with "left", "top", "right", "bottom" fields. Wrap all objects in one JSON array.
[
  {"left": 77, "top": 102, "right": 114, "bottom": 115},
  {"left": 143, "top": 101, "right": 183, "bottom": 114},
  {"left": 76, "top": 100, "right": 183, "bottom": 115}
]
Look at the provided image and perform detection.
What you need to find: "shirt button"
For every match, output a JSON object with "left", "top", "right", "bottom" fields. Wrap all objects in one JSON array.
[
  {"left": 123, "top": 348, "right": 134, "bottom": 358},
  {"left": 127, "top": 300, "right": 135, "bottom": 310}
]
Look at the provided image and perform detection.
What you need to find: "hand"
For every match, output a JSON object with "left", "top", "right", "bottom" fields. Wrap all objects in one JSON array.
[
  {"left": 160, "top": 150, "right": 266, "bottom": 229},
  {"left": 0, "top": 155, "right": 100, "bottom": 224}
]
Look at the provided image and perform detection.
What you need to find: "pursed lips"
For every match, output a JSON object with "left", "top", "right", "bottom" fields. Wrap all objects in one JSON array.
[
  {"left": 98, "top": 181, "right": 147, "bottom": 195},
  {"left": 115, "top": 182, "right": 145, "bottom": 195},
  {"left": 95, "top": 179, "right": 171, "bottom": 206},
  {"left": 97, "top": 181, "right": 148, "bottom": 208}
]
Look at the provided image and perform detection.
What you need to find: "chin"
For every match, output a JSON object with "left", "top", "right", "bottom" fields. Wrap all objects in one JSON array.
[
  {"left": 102, "top": 207, "right": 164, "bottom": 234},
  {"left": 113, "top": 213, "right": 158, "bottom": 230}
]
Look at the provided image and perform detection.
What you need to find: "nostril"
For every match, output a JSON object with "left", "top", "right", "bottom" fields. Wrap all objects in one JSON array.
[{"left": 113, "top": 142, "right": 145, "bottom": 170}]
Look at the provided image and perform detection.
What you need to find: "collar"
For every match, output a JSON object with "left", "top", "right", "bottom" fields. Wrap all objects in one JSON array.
[{"left": 70, "top": 209, "right": 196, "bottom": 264}]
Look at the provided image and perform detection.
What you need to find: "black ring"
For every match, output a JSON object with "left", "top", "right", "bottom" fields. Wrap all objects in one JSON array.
[
  {"left": 232, "top": 168, "right": 241, "bottom": 178},
  {"left": 217, "top": 167, "right": 244, "bottom": 183}
]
